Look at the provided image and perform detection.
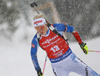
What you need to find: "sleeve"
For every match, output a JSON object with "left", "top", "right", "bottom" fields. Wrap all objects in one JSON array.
[
  {"left": 53, "top": 23, "right": 82, "bottom": 44},
  {"left": 53, "top": 23, "right": 66, "bottom": 31},
  {"left": 72, "top": 30, "right": 82, "bottom": 44},
  {"left": 66, "top": 25, "right": 75, "bottom": 32},
  {"left": 31, "top": 34, "right": 41, "bottom": 71},
  {"left": 53, "top": 23, "right": 74, "bottom": 32},
  {"left": 66, "top": 25, "right": 82, "bottom": 44}
]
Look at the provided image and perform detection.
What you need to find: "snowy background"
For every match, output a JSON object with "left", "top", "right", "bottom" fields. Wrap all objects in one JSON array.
[{"left": 0, "top": 0, "right": 100, "bottom": 76}]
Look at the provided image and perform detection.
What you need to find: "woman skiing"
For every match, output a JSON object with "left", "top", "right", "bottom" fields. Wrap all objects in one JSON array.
[{"left": 31, "top": 14, "right": 99, "bottom": 76}]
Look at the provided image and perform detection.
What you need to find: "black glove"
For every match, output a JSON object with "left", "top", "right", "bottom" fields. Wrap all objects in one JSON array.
[
  {"left": 37, "top": 69, "right": 43, "bottom": 76},
  {"left": 79, "top": 42, "right": 89, "bottom": 54}
]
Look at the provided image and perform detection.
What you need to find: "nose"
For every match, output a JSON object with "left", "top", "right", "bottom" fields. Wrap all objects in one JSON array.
[{"left": 38, "top": 28, "right": 43, "bottom": 33}]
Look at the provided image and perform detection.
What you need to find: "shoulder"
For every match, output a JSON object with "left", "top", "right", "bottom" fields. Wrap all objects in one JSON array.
[
  {"left": 52, "top": 23, "right": 66, "bottom": 31},
  {"left": 32, "top": 34, "right": 38, "bottom": 43},
  {"left": 66, "top": 25, "right": 75, "bottom": 32},
  {"left": 53, "top": 23, "right": 65, "bottom": 27}
]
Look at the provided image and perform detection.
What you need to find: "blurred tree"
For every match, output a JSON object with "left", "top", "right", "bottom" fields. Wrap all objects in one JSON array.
[
  {"left": 53, "top": 0, "right": 100, "bottom": 40},
  {"left": 1, "top": 0, "right": 99, "bottom": 40},
  {"left": 28, "top": 0, "right": 100, "bottom": 40},
  {"left": 0, "top": 0, "right": 19, "bottom": 32}
]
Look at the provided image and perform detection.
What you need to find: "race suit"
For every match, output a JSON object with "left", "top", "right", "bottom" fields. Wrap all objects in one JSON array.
[{"left": 31, "top": 23, "right": 99, "bottom": 76}]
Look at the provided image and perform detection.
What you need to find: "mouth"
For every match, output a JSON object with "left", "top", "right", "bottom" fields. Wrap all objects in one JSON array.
[{"left": 40, "top": 32, "right": 43, "bottom": 35}]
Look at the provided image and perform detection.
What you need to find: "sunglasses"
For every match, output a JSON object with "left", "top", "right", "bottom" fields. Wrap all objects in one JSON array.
[{"left": 35, "top": 25, "right": 45, "bottom": 31}]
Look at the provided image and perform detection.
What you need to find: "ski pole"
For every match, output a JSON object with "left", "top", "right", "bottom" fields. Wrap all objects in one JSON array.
[
  {"left": 89, "top": 50, "right": 100, "bottom": 53},
  {"left": 30, "top": 2, "right": 48, "bottom": 75},
  {"left": 30, "top": 2, "right": 40, "bottom": 14},
  {"left": 42, "top": 55, "right": 47, "bottom": 74}
]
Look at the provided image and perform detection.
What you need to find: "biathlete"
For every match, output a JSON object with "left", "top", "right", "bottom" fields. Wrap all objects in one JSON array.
[{"left": 30, "top": 14, "right": 99, "bottom": 76}]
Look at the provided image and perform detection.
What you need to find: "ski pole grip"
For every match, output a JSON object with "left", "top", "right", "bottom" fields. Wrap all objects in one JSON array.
[{"left": 30, "top": 2, "right": 37, "bottom": 8}]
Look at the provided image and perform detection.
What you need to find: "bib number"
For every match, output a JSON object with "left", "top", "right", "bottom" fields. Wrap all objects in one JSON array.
[{"left": 50, "top": 45, "right": 60, "bottom": 52}]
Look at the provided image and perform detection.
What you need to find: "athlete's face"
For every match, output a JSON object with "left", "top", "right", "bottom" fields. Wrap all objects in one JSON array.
[{"left": 35, "top": 24, "right": 48, "bottom": 35}]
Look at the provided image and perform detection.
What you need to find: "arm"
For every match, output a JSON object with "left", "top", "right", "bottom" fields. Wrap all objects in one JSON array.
[
  {"left": 31, "top": 35, "right": 40, "bottom": 71},
  {"left": 31, "top": 34, "right": 43, "bottom": 76},
  {"left": 53, "top": 23, "right": 88, "bottom": 54},
  {"left": 66, "top": 25, "right": 89, "bottom": 54},
  {"left": 53, "top": 23, "right": 81, "bottom": 43},
  {"left": 66, "top": 25, "right": 82, "bottom": 44}
]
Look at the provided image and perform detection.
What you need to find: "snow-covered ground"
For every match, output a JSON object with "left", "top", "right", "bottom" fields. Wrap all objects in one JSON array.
[{"left": 0, "top": 35, "right": 100, "bottom": 76}]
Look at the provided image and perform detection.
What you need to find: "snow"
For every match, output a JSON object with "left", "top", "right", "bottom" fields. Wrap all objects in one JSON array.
[{"left": 0, "top": 35, "right": 100, "bottom": 76}]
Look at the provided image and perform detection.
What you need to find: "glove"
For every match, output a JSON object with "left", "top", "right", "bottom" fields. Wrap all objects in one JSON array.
[
  {"left": 79, "top": 42, "right": 89, "bottom": 54},
  {"left": 37, "top": 69, "right": 43, "bottom": 76}
]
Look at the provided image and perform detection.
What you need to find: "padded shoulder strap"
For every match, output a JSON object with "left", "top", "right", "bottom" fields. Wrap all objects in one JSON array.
[{"left": 48, "top": 24, "right": 68, "bottom": 41}]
